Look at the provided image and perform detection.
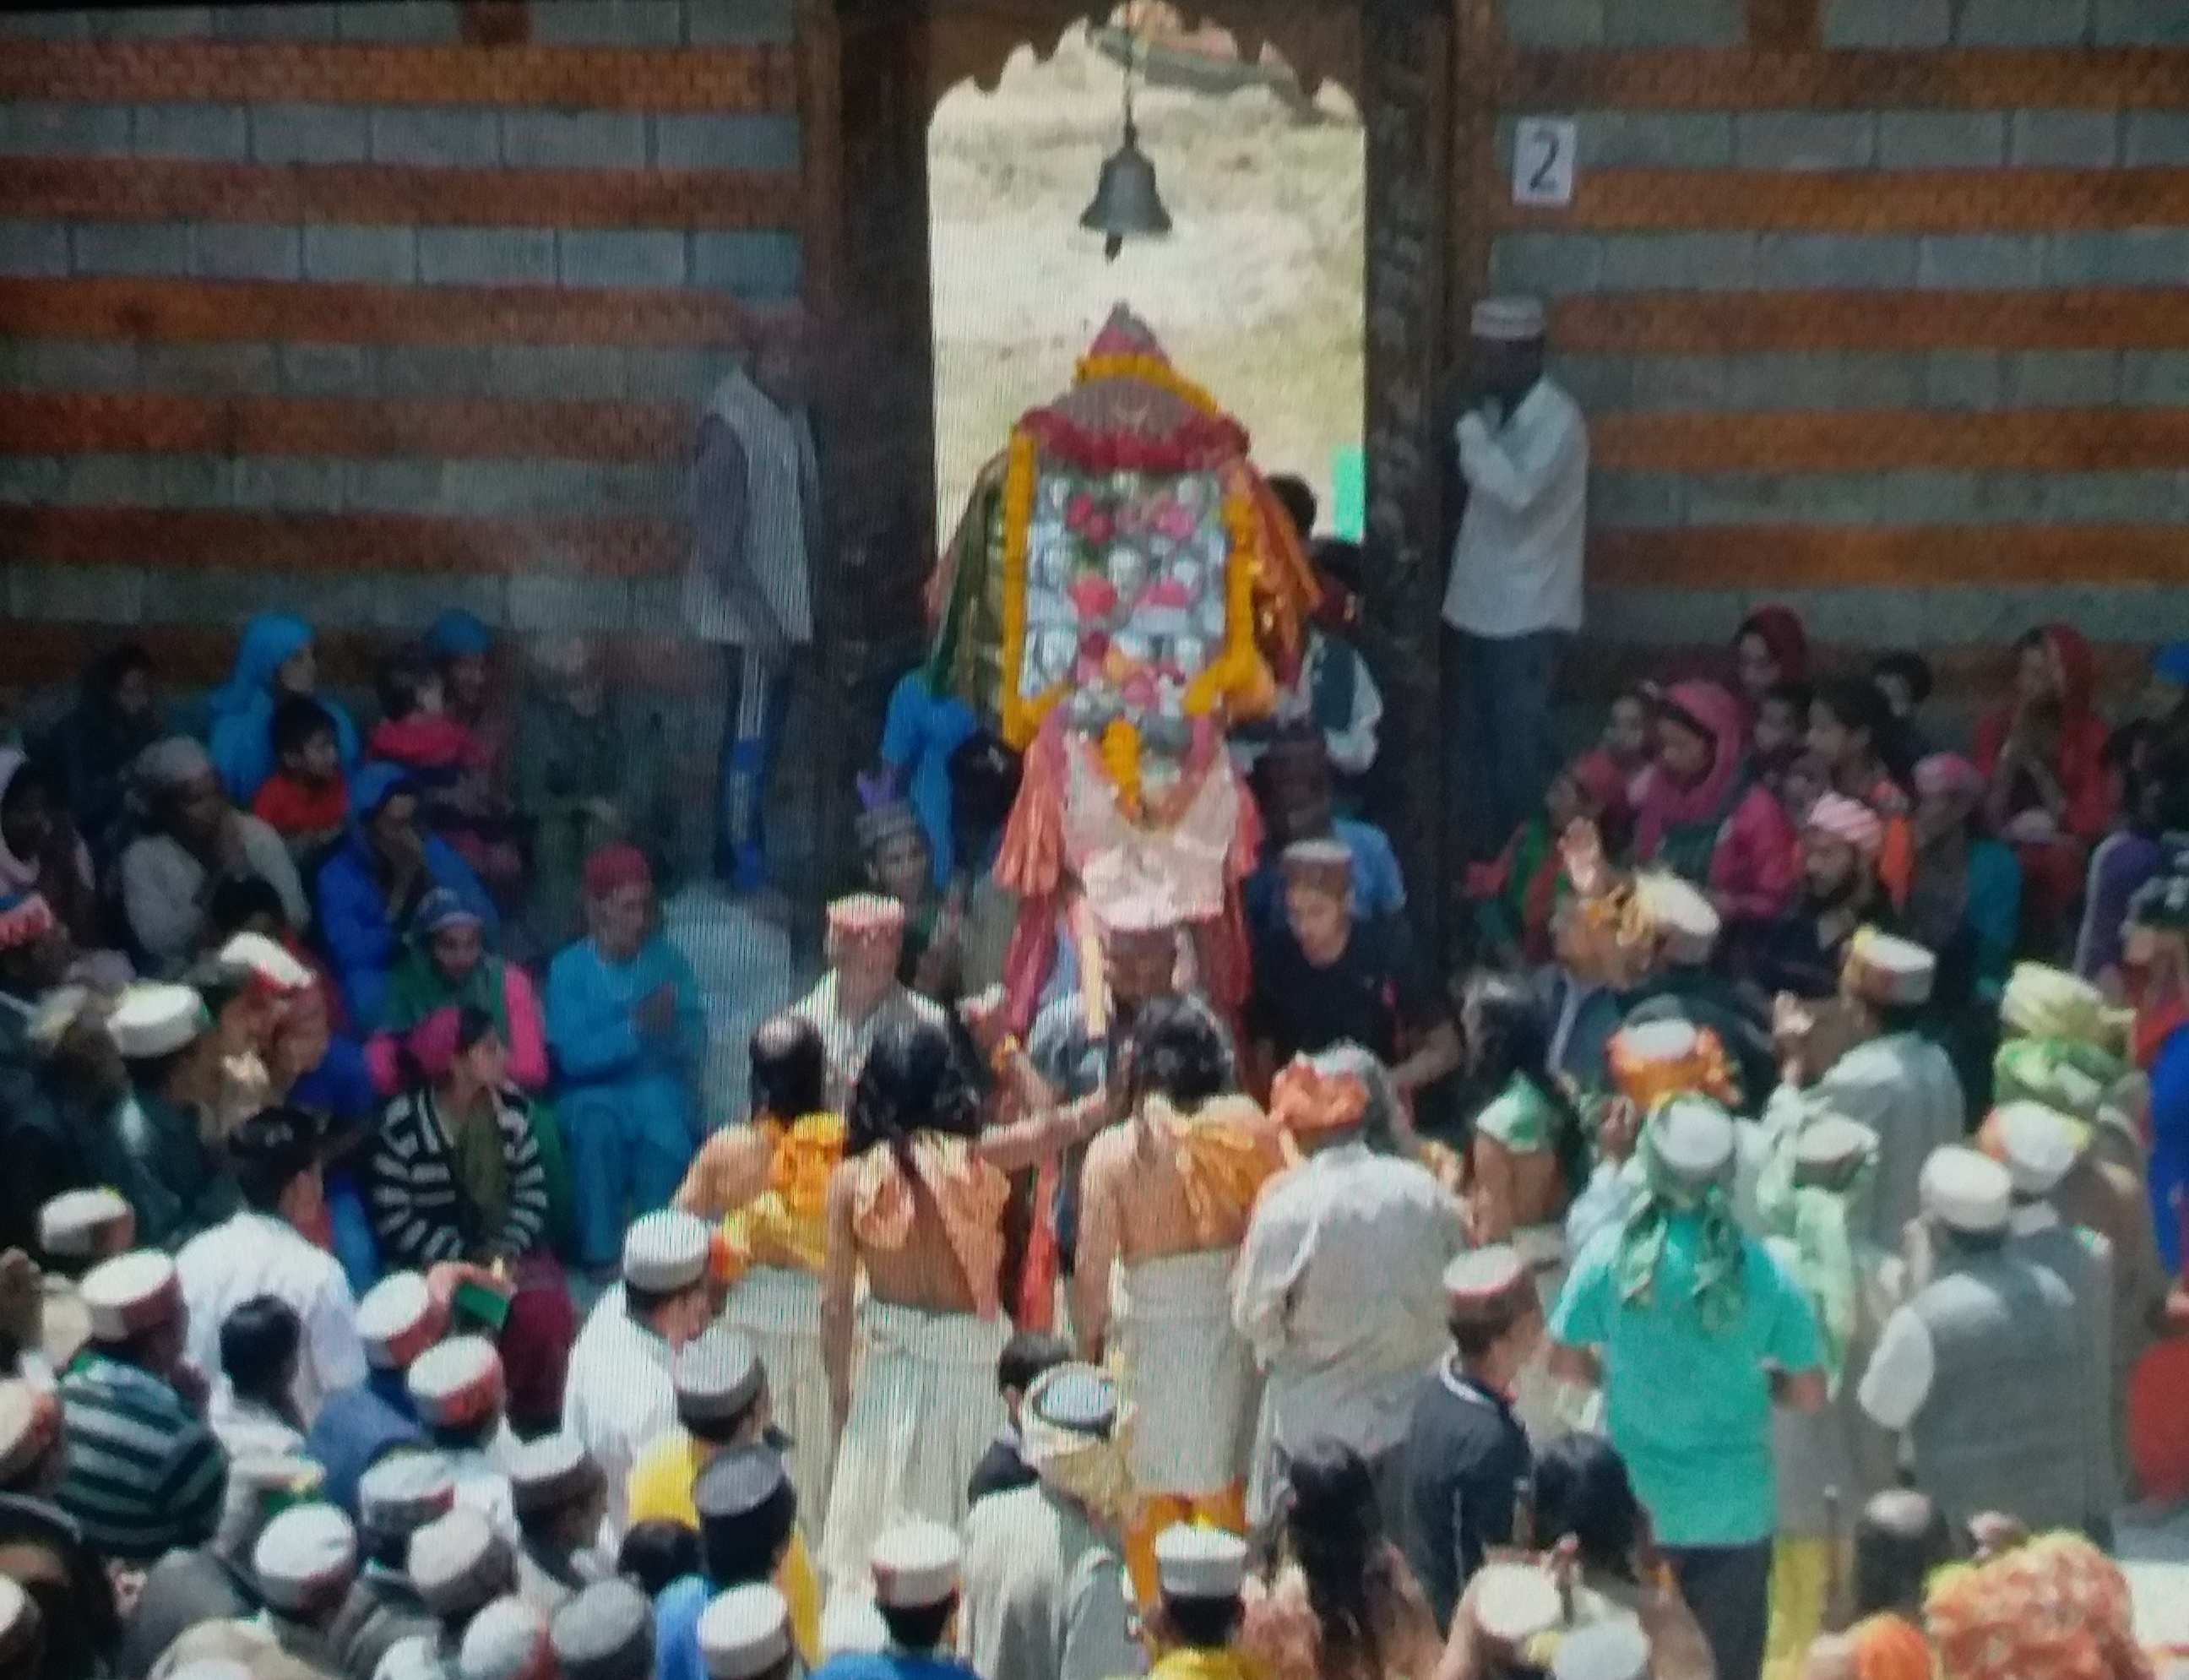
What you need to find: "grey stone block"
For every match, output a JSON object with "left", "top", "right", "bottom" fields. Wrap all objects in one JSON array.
[
  {"left": 1822, "top": 0, "right": 1952, "bottom": 46},
  {"left": 2123, "top": 112, "right": 2189, "bottom": 166},
  {"left": 1925, "top": 351, "right": 2007, "bottom": 410},
  {"left": 2047, "top": 229, "right": 2189, "bottom": 286},
  {"left": 418, "top": 227, "right": 558, "bottom": 286},
  {"left": 1757, "top": 233, "right": 1917, "bottom": 288},
  {"left": 558, "top": 230, "right": 689, "bottom": 289},
  {"left": 11, "top": 563, "right": 145, "bottom": 624},
  {"left": 2068, "top": 584, "right": 2189, "bottom": 645},
  {"left": 374, "top": 345, "right": 497, "bottom": 399},
  {"left": 531, "top": 0, "right": 685, "bottom": 44},
  {"left": 0, "top": 103, "right": 134, "bottom": 157},
  {"left": 627, "top": 578, "right": 687, "bottom": 636},
  {"left": 1599, "top": 232, "right": 1758, "bottom": 291},
  {"left": 1488, "top": 233, "right": 1602, "bottom": 296},
  {"left": 0, "top": 457, "right": 65, "bottom": 503},
  {"left": 142, "top": 455, "right": 236, "bottom": 510},
  {"left": 2007, "top": 351, "right": 2120, "bottom": 405},
  {"left": 337, "top": 3, "right": 464, "bottom": 42},
  {"left": 231, "top": 458, "right": 347, "bottom": 513},
  {"left": 373, "top": 574, "right": 507, "bottom": 633},
  {"left": 91, "top": 8, "right": 212, "bottom": 40},
  {"left": 2036, "top": 471, "right": 2184, "bottom": 525},
  {"left": 0, "top": 339, "right": 139, "bottom": 392},
  {"left": 1956, "top": 0, "right": 2091, "bottom": 42},
  {"left": 0, "top": 223, "right": 75, "bottom": 278},
  {"left": 1551, "top": 354, "right": 1633, "bottom": 412},
  {"left": 1601, "top": 0, "right": 1741, "bottom": 45},
  {"left": 369, "top": 108, "right": 502, "bottom": 169},
  {"left": 57, "top": 454, "right": 139, "bottom": 507},
  {"left": 280, "top": 343, "right": 377, "bottom": 398},
  {"left": 437, "top": 461, "right": 679, "bottom": 519},
  {"left": 193, "top": 224, "right": 302, "bottom": 282},
  {"left": 508, "top": 574, "right": 633, "bottom": 633},
  {"left": 1920, "top": 584, "right": 2059, "bottom": 645},
  {"left": 1590, "top": 472, "right": 1685, "bottom": 527},
  {"left": 302, "top": 225, "right": 417, "bottom": 285},
  {"left": 251, "top": 105, "right": 371, "bottom": 165},
  {"left": 1917, "top": 234, "right": 2047, "bottom": 288},
  {"left": 1626, "top": 354, "right": 1737, "bottom": 408},
  {"left": 1754, "top": 586, "right": 1907, "bottom": 644},
  {"left": 1754, "top": 351, "right": 1925, "bottom": 409},
  {"left": 625, "top": 347, "right": 735, "bottom": 401},
  {"left": 344, "top": 460, "right": 447, "bottom": 512},
  {"left": 1575, "top": 112, "right": 1731, "bottom": 171},
  {"left": 1735, "top": 112, "right": 1875, "bottom": 171},
  {"left": 139, "top": 344, "right": 280, "bottom": 394},
  {"left": 2120, "top": 351, "right": 2189, "bottom": 406},
  {"left": 688, "top": 231, "right": 801, "bottom": 298},
  {"left": 484, "top": 345, "right": 633, "bottom": 401},
  {"left": 211, "top": 3, "right": 340, "bottom": 39},
  {"left": 2009, "top": 110, "right": 2118, "bottom": 166},
  {"left": 685, "top": 0, "right": 799, "bottom": 45},
  {"left": 501, "top": 111, "right": 649, "bottom": 170},
  {"left": 0, "top": 13, "right": 90, "bottom": 38},
  {"left": 1876, "top": 112, "right": 2007, "bottom": 169},
  {"left": 132, "top": 102, "right": 250, "bottom": 161},
  {"left": 652, "top": 113, "right": 803, "bottom": 171},
  {"left": 2095, "top": 0, "right": 2189, "bottom": 42},
  {"left": 70, "top": 221, "right": 193, "bottom": 277},
  {"left": 1586, "top": 588, "right": 1746, "bottom": 646}
]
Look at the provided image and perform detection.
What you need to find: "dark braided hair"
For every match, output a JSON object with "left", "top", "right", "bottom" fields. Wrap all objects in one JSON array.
[
  {"left": 1282, "top": 1440, "right": 1395, "bottom": 1680},
  {"left": 846, "top": 1016, "right": 981, "bottom": 1174}
]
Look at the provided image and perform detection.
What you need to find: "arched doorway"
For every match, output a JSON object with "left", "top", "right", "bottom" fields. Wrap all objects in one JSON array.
[{"left": 798, "top": 0, "right": 1460, "bottom": 932}]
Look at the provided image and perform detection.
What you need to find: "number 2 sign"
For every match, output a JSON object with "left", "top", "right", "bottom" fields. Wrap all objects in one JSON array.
[{"left": 1512, "top": 117, "right": 1578, "bottom": 209}]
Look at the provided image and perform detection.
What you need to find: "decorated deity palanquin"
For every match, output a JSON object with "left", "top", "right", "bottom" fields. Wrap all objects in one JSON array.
[{"left": 926, "top": 307, "right": 1319, "bottom": 1034}]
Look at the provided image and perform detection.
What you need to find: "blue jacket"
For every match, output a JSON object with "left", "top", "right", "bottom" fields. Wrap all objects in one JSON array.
[
  {"left": 206, "top": 614, "right": 358, "bottom": 803},
  {"left": 317, "top": 834, "right": 496, "bottom": 1030},
  {"left": 305, "top": 1385, "right": 423, "bottom": 1518}
]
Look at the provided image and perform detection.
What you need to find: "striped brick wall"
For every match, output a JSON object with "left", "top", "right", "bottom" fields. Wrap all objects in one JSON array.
[
  {"left": 1488, "top": 0, "right": 2189, "bottom": 697},
  {"left": 0, "top": 0, "right": 803, "bottom": 699}
]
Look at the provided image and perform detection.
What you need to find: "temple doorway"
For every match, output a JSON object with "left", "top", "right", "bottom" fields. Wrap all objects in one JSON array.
[{"left": 926, "top": 12, "right": 1367, "bottom": 543}]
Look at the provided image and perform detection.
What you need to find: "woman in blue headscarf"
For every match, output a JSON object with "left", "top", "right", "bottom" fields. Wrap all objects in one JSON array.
[
  {"left": 317, "top": 763, "right": 497, "bottom": 1030},
  {"left": 208, "top": 613, "right": 360, "bottom": 803}
]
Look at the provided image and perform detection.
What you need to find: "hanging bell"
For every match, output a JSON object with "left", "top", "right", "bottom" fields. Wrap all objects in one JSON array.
[{"left": 1080, "top": 117, "right": 1172, "bottom": 262}]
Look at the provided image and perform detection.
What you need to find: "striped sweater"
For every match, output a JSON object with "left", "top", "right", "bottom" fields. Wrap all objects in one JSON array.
[
  {"left": 368, "top": 1087, "right": 549, "bottom": 1268},
  {"left": 55, "top": 1355, "right": 228, "bottom": 1563}
]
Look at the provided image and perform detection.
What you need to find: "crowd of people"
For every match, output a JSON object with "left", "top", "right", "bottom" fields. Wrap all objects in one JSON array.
[{"left": 0, "top": 299, "right": 2186, "bottom": 1680}]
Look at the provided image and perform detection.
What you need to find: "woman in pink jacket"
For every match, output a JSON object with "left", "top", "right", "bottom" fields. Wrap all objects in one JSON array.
[{"left": 1632, "top": 680, "right": 1801, "bottom": 926}]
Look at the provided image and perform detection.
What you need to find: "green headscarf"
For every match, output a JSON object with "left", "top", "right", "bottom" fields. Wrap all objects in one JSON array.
[
  {"left": 1992, "top": 1035, "right": 2130, "bottom": 1127},
  {"left": 1614, "top": 1107, "right": 1746, "bottom": 1336},
  {"left": 1755, "top": 1123, "right": 1877, "bottom": 1391}
]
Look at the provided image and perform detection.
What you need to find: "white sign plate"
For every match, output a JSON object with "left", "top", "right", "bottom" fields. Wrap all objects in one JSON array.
[{"left": 1513, "top": 117, "right": 1578, "bottom": 209}]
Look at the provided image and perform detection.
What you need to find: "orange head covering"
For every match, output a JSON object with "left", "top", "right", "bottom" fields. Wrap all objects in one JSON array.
[
  {"left": 1268, "top": 1054, "right": 1368, "bottom": 1138},
  {"left": 582, "top": 842, "right": 651, "bottom": 900}
]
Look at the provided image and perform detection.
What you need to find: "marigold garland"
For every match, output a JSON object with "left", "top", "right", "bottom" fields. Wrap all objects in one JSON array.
[
  {"left": 1184, "top": 463, "right": 1276, "bottom": 720},
  {"left": 997, "top": 427, "right": 1045, "bottom": 750},
  {"left": 1099, "top": 717, "right": 1143, "bottom": 819}
]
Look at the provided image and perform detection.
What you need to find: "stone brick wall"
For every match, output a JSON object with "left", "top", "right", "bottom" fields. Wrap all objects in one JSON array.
[
  {"left": 0, "top": 0, "right": 801, "bottom": 710},
  {"left": 1490, "top": 0, "right": 2189, "bottom": 699}
]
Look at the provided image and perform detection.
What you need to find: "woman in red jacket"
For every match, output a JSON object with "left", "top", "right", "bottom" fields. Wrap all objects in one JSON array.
[{"left": 1974, "top": 623, "right": 2116, "bottom": 955}]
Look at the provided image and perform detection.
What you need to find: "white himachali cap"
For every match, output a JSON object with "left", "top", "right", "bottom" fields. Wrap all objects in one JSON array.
[
  {"left": 698, "top": 1584, "right": 792, "bottom": 1680},
  {"left": 1471, "top": 296, "right": 1547, "bottom": 341},
  {"left": 622, "top": 1210, "right": 713, "bottom": 1294},
  {"left": 407, "top": 1336, "right": 504, "bottom": 1430},
  {"left": 107, "top": 982, "right": 209, "bottom": 1059},
  {"left": 1920, "top": 1147, "right": 2012, "bottom": 1236},
  {"left": 357, "top": 1272, "right": 443, "bottom": 1371},
  {"left": 870, "top": 1520, "right": 961, "bottom": 1609},
  {"left": 1154, "top": 1525, "right": 1248, "bottom": 1601},
  {"left": 1650, "top": 1096, "right": 1735, "bottom": 1181},
  {"left": 459, "top": 1596, "right": 553, "bottom": 1680},
  {"left": 1993, "top": 1101, "right": 2078, "bottom": 1196},
  {"left": 38, "top": 1188, "right": 133, "bottom": 1261},
  {"left": 1471, "top": 1561, "right": 1562, "bottom": 1645},
  {"left": 253, "top": 1503, "right": 358, "bottom": 1612},
  {"left": 80, "top": 1250, "right": 182, "bottom": 1341}
]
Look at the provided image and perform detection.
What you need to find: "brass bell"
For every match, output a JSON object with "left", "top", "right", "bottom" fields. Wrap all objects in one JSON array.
[{"left": 1080, "top": 111, "right": 1172, "bottom": 262}]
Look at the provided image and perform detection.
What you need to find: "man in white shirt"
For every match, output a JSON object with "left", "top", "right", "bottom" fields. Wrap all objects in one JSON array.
[
  {"left": 175, "top": 1107, "right": 366, "bottom": 1427},
  {"left": 1232, "top": 1042, "right": 1468, "bottom": 1535},
  {"left": 1442, "top": 294, "right": 1589, "bottom": 854},
  {"left": 560, "top": 1210, "right": 720, "bottom": 1538}
]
